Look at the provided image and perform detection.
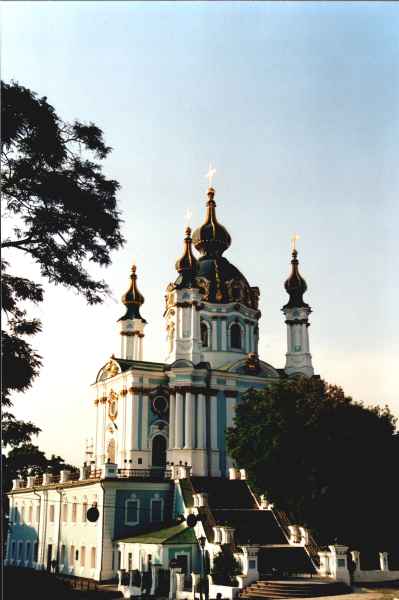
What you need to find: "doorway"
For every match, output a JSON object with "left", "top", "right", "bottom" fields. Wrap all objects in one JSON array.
[{"left": 151, "top": 435, "right": 166, "bottom": 469}]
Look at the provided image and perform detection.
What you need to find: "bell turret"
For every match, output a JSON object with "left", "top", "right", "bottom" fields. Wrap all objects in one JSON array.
[
  {"left": 175, "top": 226, "right": 198, "bottom": 288},
  {"left": 282, "top": 245, "right": 314, "bottom": 377},
  {"left": 118, "top": 264, "right": 146, "bottom": 361}
]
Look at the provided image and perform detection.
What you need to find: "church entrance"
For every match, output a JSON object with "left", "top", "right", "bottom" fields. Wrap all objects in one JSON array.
[{"left": 151, "top": 435, "right": 166, "bottom": 469}]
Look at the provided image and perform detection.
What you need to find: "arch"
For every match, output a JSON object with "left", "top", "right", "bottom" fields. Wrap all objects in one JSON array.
[
  {"left": 151, "top": 434, "right": 166, "bottom": 468},
  {"left": 200, "top": 321, "right": 210, "bottom": 348},
  {"left": 230, "top": 322, "right": 243, "bottom": 350},
  {"left": 106, "top": 438, "right": 116, "bottom": 463}
]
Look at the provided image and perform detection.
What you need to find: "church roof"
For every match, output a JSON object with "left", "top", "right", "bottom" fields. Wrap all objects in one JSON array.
[{"left": 116, "top": 522, "right": 196, "bottom": 545}]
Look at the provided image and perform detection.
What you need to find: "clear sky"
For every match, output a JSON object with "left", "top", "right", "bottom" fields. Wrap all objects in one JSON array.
[{"left": 3, "top": 1, "right": 398, "bottom": 465}]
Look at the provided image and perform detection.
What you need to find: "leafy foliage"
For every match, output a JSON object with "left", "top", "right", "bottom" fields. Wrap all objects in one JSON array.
[
  {"left": 1, "top": 80, "right": 124, "bottom": 406},
  {"left": 227, "top": 377, "right": 398, "bottom": 550},
  {"left": 211, "top": 545, "right": 242, "bottom": 586}
]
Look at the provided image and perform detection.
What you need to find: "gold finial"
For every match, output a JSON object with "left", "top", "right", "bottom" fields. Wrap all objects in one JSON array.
[
  {"left": 205, "top": 163, "right": 216, "bottom": 187},
  {"left": 131, "top": 262, "right": 137, "bottom": 275},
  {"left": 291, "top": 233, "right": 300, "bottom": 252}
]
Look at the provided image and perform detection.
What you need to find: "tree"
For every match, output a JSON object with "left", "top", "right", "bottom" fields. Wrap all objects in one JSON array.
[
  {"left": 227, "top": 377, "right": 398, "bottom": 551},
  {"left": 1, "top": 80, "right": 124, "bottom": 407},
  {"left": 4, "top": 444, "right": 79, "bottom": 488},
  {"left": 211, "top": 545, "right": 242, "bottom": 586}
]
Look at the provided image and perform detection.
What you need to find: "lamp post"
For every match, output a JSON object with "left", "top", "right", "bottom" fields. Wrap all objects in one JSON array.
[{"left": 198, "top": 536, "right": 206, "bottom": 600}]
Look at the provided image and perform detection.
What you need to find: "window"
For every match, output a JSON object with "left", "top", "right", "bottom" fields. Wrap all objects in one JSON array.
[
  {"left": 75, "top": 549, "right": 79, "bottom": 561},
  {"left": 20, "top": 505, "right": 25, "bottom": 523},
  {"left": 14, "top": 505, "right": 20, "bottom": 524},
  {"left": 62, "top": 501, "right": 68, "bottom": 522},
  {"left": 70, "top": 545, "right": 75, "bottom": 563},
  {"left": 49, "top": 505, "right": 55, "bottom": 522},
  {"left": 82, "top": 498, "right": 88, "bottom": 522},
  {"left": 28, "top": 505, "right": 33, "bottom": 523},
  {"left": 60, "top": 545, "right": 66, "bottom": 564},
  {"left": 36, "top": 505, "right": 40, "bottom": 522},
  {"left": 128, "top": 552, "right": 133, "bottom": 571},
  {"left": 80, "top": 546, "right": 86, "bottom": 567},
  {"left": 201, "top": 322, "right": 209, "bottom": 347},
  {"left": 90, "top": 547, "right": 96, "bottom": 569},
  {"left": 150, "top": 496, "right": 163, "bottom": 523},
  {"left": 33, "top": 542, "right": 38, "bottom": 562},
  {"left": 125, "top": 497, "right": 139, "bottom": 525},
  {"left": 230, "top": 323, "right": 242, "bottom": 349},
  {"left": 72, "top": 500, "right": 77, "bottom": 522},
  {"left": 25, "top": 541, "right": 31, "bottom": 561}
]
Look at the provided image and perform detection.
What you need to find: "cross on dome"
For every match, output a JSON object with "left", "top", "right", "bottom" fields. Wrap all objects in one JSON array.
[
  {"left": 291, "top": 233, "right": 300, "bottom": 252},
  {"left": 205, "top": 163, "right": 216, "bottom": 187}
]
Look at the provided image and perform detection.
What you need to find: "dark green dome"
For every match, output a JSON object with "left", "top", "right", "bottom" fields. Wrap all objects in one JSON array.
[
  {"left": 195, "top": 256, "right": 259, "bottom": 310},
  {"left": 119, "top": 264, "right": 146, "bottom": 322}
]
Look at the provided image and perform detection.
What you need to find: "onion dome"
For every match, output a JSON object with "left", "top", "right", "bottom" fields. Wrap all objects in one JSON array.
[
  {"left": 192, "top": 188, "right": 232, "bottom": 258},
  {"left": 283, "top": 249, "right": 309, "bottom": 309},
  {"left": 174, "top": 226, "right": 198, "bottom": 289},
  {"left": 118, "top": 264, "right": 146, "bottom": 321}
]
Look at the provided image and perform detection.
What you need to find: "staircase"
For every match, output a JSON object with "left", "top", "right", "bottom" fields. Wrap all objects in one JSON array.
[{"left": 240, "top": 579, "right": 350, "bottom": 599}]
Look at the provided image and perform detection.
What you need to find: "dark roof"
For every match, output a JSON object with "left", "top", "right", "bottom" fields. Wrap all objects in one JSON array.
[
  {"left": 211, "top": 509, "right": 287, "bottom": 546},
  {"left": 258, "top": 546, "right": 316, "bottom": 574},
  {"left": 283, "top": 249, "right": 309, "bottom": 310},
  {"left": 189, "top": 477, "right": 258, "bottom": 510}
]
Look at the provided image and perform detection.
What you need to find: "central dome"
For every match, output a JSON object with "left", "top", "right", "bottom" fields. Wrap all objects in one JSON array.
[{"left": 190, "top": 187, "right": 259, "bottom": 310}]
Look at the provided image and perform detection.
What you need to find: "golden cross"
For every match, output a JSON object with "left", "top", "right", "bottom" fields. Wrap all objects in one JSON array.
[
  {"left": 291, "top": 233, "right": 300, "bottom": 251},
  {"left": 185, "top": 209, "right": 192, "bottom": 225},
  {"left": 205, "top": 163, "right": 216, "bottom": 187}
]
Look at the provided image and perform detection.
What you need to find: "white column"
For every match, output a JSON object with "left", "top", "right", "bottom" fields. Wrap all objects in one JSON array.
[
  {"left": 287, "top": 324, "right": 292, "bottom": 352},
  {"left": 221, "top": 319, "right": 227, "bottom": 351},
  {"left": 197, "top": 393, "right": 206, "bottom": 449},
  {"left": 169, "top": 394, "right": 175, "bottom": 449},
  {"left": 175, "top": 392, "right": 184, "bottom": 449},
  {"left": 211, "top": 318, "right": 218, "bottom": 350},
  {"left": 132, "top": 394, "right": 139, "bottom": 450},
  {"left": 141, "top": 395, "right": 149, "bottom": 450},
  {"left": 245, "top": 323, "right": 250, "bottom": 353},
  {"left": 184, "top": 392, "right": 194, "bottom": 449},
  {"left": 210, "top": 395, "right": 218, "bottom": 450}
]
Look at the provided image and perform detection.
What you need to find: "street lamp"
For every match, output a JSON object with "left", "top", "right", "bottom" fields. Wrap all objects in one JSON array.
[{"left": 198, "top": 536, "right": 206, "bottom": 600}]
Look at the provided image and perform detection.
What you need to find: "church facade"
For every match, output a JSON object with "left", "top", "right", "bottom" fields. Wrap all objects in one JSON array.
[{"left": 6, "top": 184, "right": 330, "bottom": 589}]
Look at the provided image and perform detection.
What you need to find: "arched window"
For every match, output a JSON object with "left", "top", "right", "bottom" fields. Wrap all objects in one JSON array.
[
  {"left": 28, "top": 504, "right": 33, "bottom": 523},
  {"left": 82, "top": 497, "right": 88, "bottom": 522},
  {"left": 72, "top": 499, "right": 77, "bottom": 523},
  {"left": 80, "top": 546, "right": 86, "bottom": 567},
  {"left": 201, "top": 322, "right": 209, "bottom": 348},
  {"left": 70, "top": 545, "right": 75, "bottom": 564},
  {"left": 125, "top": 495, "right": 140, "bottom": 525},
  {"left": 90, "top": 547, "right": 97, "bottom": 569},
  {"left": 20, "top": 504, "right": 25, "bottom": 523},
  {"left": 62, "top": 500, "right": 68, "bottom": 522},
  {"left": 60, "top": 544, "right": 66, "bottom": 565},
  {"left": 230, "top": 323, "right": 242, "bottom": 350},
  {"left": 150, "top": 494, "right": 164, "bottom": 523},
  {"left": 107, "top": 438, "right": 116, "bottom": 463}
]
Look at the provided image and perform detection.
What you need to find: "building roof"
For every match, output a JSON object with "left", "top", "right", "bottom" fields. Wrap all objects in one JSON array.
[
  {"left": 186, "top": 477, "right": 258, "bottom": 510},
  {"left": 116, "top": 522, "right": 196, "bottom": 545},
  {"left": 211, "top": 509, "right": 287, "bottom": 546}
]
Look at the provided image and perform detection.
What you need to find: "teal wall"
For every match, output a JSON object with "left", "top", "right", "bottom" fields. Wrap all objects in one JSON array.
[{"left": 114, "top": 487, "right": 172, "bottom": 539}]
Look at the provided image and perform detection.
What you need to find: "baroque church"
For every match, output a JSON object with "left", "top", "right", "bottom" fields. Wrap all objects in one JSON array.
[{"left": 10, "top": 183, "right": 386, "bottom": 597}]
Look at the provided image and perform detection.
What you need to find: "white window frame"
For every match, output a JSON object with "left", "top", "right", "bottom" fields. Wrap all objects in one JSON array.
[
  {"left": 228, "top": 320, "right": 245, "bottom": 351},
  {"left": 200, "top": 320, "right": 211, "bottom": 349},
  {"left": 150, "top": 494, "right": 164, "bottom": 522},
  {"left": 125, "top": 494, "right": 140, "bottom": 526}
]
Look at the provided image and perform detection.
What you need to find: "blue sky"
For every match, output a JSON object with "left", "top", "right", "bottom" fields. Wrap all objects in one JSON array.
[{"left": 3, "top": 1, "right": 398, "bottom": 464}]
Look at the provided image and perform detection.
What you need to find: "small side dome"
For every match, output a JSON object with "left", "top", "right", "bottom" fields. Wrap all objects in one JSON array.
[
  {"left": 192, "top": 188, "right": 231, "bottom": 257},
  {"left": 283, "top": 249, "right": 309, "bottom": 309},
  {"left": 119, "top": 264, "right": 146, "bottom": 321},
  {"left": 175, "top": 226, "right": 198, "bottom": 288}
]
